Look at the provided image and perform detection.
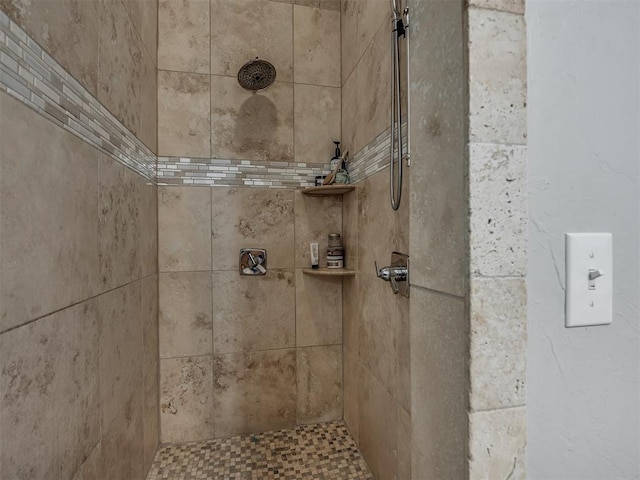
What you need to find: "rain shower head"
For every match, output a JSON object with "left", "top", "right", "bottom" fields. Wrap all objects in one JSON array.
[{"left": 237, "top": 57, "right": 276, "bottom": 91}]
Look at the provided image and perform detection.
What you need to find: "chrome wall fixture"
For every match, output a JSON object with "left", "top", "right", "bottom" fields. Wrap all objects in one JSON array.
[
  {"left": 237, "top": 57, "right": 277, "bottom": 91},
  {"left": 390, "top": 0, "right": 411, "bottom": 211},
  {"left": 375, "top": 252, "right": 410, "bottom": 297},
  {"left": 239, "top": 248, "right": 267, "bottom": 275}
]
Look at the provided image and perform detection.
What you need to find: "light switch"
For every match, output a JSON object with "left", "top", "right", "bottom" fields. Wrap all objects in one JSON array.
[{"left": 565, "top": 233, "right": 613, "bottom": 327}]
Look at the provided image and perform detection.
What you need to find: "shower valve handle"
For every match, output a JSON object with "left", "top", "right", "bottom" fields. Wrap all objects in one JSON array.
[{"left": 375, "top": 261, "right": 408, "bottom": 295}]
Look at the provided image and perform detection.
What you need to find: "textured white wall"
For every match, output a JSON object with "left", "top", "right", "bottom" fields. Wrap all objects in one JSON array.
[{"left": 527, "top": 1, "right": 640, "bottom": 478}]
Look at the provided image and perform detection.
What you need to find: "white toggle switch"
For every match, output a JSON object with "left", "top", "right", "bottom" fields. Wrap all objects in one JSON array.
[
  {"left": 588, "top": 269, "right": 604, "bottom": 290},
  {"left": 565, "top": 233, "right": 613, "bottom": 327}
]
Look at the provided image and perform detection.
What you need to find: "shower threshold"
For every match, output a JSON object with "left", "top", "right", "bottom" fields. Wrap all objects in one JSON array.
[{"left": 146, "top": 420, "right": 373, "bottom": 480}]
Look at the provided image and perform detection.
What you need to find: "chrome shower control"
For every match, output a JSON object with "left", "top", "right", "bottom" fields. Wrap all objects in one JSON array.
[
  {"left": 240, "top": 249, "right": 267, "bottom": 276},
  {"left": 375, "top": 252, "right": 409, "bottom": 297}
]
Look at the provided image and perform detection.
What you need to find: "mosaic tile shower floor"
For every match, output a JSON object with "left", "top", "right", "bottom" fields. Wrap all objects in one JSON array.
[{"left": 147, "top": 421, "right": 374, "bottom": 480}]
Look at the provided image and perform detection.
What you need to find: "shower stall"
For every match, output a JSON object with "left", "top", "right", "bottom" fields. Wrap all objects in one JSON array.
[{"left": 0, "top": 0, "right": 528, "bottom": 479}]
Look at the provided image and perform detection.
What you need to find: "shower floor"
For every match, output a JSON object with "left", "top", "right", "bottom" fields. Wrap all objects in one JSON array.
[{"left": 146, "top": 421, "right": 374, "bottom": 480}]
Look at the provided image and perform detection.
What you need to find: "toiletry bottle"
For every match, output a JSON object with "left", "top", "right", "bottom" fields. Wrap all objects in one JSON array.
[
  {"left": 335, "top": 150, "right": 350, "bottom": 184},
  {"left": 324, "top": 141, "right": 342, "bottom": 185},
  {"left": 330, "top": 141, "right": 341, "bottom": 172},
  {"left": 310, "top": 243, "right": 319, "bottom": 269},
  {"left": 326, "top": 233, "right": 344, "bottom": 269}
]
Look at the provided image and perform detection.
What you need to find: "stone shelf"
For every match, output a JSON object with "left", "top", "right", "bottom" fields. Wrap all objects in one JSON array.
[
  {"left": 301, "top": 185, "right": 356, "bottom": 196},
  {"left": 302, "top": 268, "right": 357, "bottom": 277}
]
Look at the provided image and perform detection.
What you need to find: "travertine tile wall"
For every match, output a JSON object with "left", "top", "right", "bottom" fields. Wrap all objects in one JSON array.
[
  {"left": 0, "top": 10, "right": 155, "bottom": 179},
  {"left": 157, "top": 187, "right": 344, "bottom": 441},
  {"left": 0, "top": 0, "right": 158, "bottom": 152},
  {"left": 340, "top": 1, "right": 412, "bottom": 479},
  {"left": 408, "top": 0, "right": 527, "bottom": 478},
  {"left": 342, "top": 171, "right": 412, "bottom": 480},
  {"left": 0, "top": 1, "right": 159, "bottom": 478},
  {"left": 466, "top": 0, "right": 528, "bottom": 478},
  {"left": 157, "top": 0, "right": 341, "bottom": 186},
  {"left": 408, "top": 1, "right": 469, "bottom": 478},
  {"left": 0, "top": 91, "right": 159, "bottom": 480},
  {"left": 156, "top": 0, "right": 344, "bottom": 442}
]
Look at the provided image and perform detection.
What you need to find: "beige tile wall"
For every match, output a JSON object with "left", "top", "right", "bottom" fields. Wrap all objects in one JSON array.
[
  {"left": 160, "top": 355, "right": 215, "bottom": 442},
  {"left": 407, "top": 1, "right": 470, "bottom": 479},
  {"left": 158, "top": 71, "right": 212, "bottom": 158},
  {"left": 341, "top": 0, "right": 389, "bottom": 155},
  {"left": 0, "top": 300, "right": 100, "bottom": 480},
  {"left": 1, "top": 0, "right": 158, "bottom": 153},
  {"left": 0, "top": 91, "right": 159, "bottom": 480},
  {"left": 341, "top": 171, "right": 411, "bottom": 480},
  {"left": 339, "top": 1, "right": 412, "bottom": 478},
  {"left": 158, "top": 0, "right": 210, "bottom": 74},
  {"left": 157, "top": 186, "right": 344, "bottom": 442},
  {"left": 156, "top": 0, "right": 344, "bottom": 443},
  {"left": 158, "top": 0, "right": 341, "bottom": 165},
  {"left": 466, "top": 3, "right": 528, "bottom": 478},
  {"left": 407, "top": 0, "right": 528, "bottom": 477},
  {"left": 0, "top": 0, "right": 530, "bottom": 479},
  {"left": 214, "top": 348, "right": 297, "bottom": 437},
  {"left": 1, "top": 2, "right": 159, "bottom": 476},
  {"left": 1, "top": 96, "right": 100, "bottom": 330}
]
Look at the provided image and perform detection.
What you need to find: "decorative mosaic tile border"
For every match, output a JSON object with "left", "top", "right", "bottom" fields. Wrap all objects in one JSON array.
[
  {"left": 0, "top": 10, "right": 155, "bottom": 180},
  {"left": 157, "top": 157, "right": 332, "bottom": 188},
  {"left": 347, "top": 120, "right": 406, "bottom": 185},
  {"left": 0, "top": 8, "right": 406, "bottom": 189},
  {"left": 157, "top": 123, "right": 408, "bottom": 188}
]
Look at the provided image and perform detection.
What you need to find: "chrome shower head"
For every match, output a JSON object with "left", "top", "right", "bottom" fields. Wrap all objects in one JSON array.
[{"left": 237, "top": 57, "right": 277, "bottom": 91}]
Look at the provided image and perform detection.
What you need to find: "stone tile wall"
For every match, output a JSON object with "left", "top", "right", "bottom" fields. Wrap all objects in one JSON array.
[
  {"left": 466, "top": 1, "right": 528, "bottom": 478},
  {"left": 342, "top": 171, "right": 411, "bottom": 480},
  {"left": 0, "top": 1, "right": 530, "bottom": 478},
  {"left": 157, "top": 0, "right": 341, "bottom": 185},
  {"left": 0, "top": 2, "right": 159, "bottom": 478},
  {"left": 0, "top": 9, "right": 155, "bottom": 180},
  {"left": 1, "top": 0, "right": 158, "bottom": 153},
  {"left": 155, "top": 0, "right": 346, "bottom": 444},
  {"left": 157, "top": 186, "right": 344, "bottom": 442},
  {"left": 407, "top": 0, "right": 528, "bottom": 478},
  {"left": 155, "top": 119, "right": 406, "bottom": 187},
  {"left": 340, "top": 1, "right": 413, "bottom": 479},
  {"left": 0, "top": 91, "right": 159, "bottom": 480},
  {"left": 407, "top": 1, "right": 469, "bottom": 478}
]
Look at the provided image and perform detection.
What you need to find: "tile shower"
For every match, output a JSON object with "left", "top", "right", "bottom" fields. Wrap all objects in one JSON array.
[{"left": 0, "top": 1, "right": 528, "bottom": 480}]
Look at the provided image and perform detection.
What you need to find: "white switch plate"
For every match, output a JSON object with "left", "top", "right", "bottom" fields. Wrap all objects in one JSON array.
[{"left": 565, "top": 233, "right": 613, "bottom": 327}]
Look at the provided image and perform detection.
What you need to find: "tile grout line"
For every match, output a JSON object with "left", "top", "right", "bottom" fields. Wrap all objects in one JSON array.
[
  {"left": 158, "top": 342, "right": 344, "bottom": 363},
  {"left": 0, "top": 271, "right": 159, "bottom": 336}
]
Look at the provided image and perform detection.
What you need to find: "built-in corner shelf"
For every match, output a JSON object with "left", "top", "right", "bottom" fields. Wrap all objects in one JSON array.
[
  {"left": 302, "top": 268, "right": 357, "bottom": 277},
  {"left": 301, "top": 185, "right": 356, "bottom": 196},
  {"left": 301, "top": 184, "right": 356, "bottom": 277}
]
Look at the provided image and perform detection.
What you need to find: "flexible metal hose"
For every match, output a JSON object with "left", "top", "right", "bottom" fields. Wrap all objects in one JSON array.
[{"left": 390, "top": 1, "right": 410, "bottom": 211}]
